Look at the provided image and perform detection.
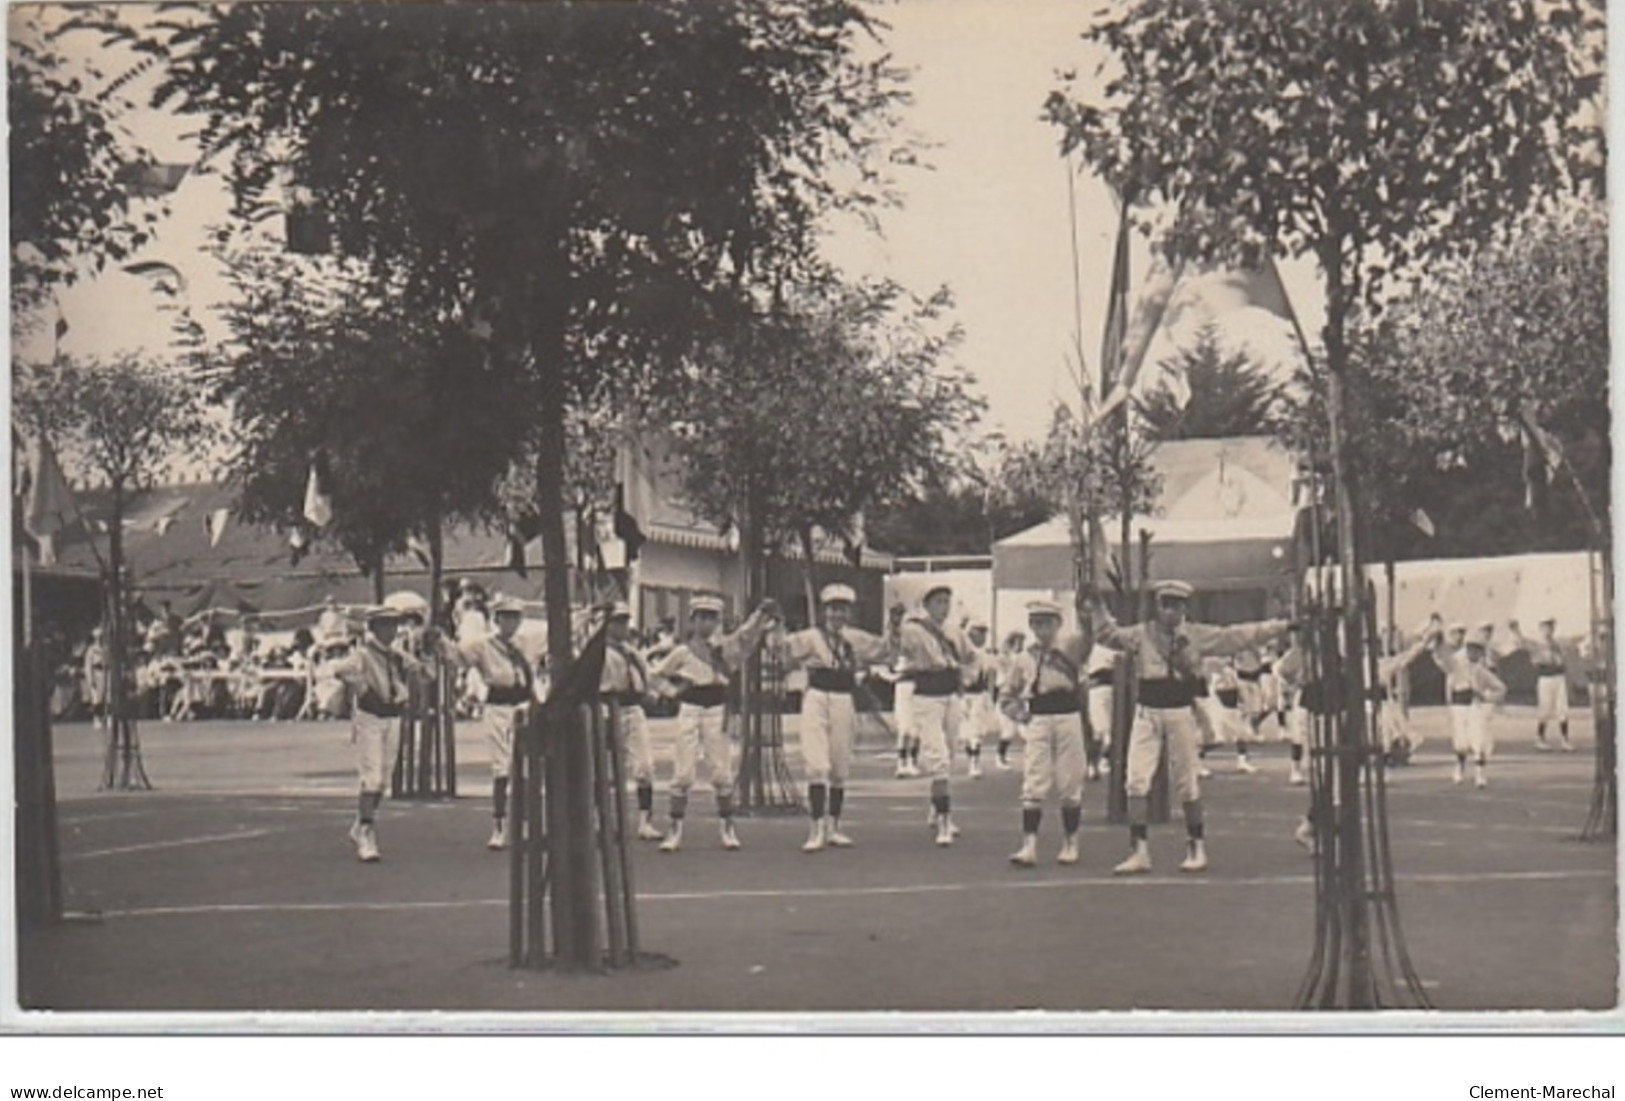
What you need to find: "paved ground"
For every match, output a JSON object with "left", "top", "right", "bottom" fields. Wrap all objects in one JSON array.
[{"left": 16, "top": 705, "right": 1618, "bottom": 1014}]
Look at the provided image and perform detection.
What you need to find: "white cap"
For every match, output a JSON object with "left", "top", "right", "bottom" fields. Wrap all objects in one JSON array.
[
  {"left": 922, "top": 583, "right": 952, "bottom": 603},
  {"left": 690, "top": 595, "right": 725, "bottom": 616},
  {"left": 490, "top": 595, "right": 525, "bottom": 616},
  {"left": 1448, "top": 621, "right": 1468, "bottom": 634},
  {"left": 381, "top": 591, "right": 429, "bottom": 620},
  {"left": 1025, "top": 599, "right": 1063, "bottom": 620},
  {"left": 820, "top": 583, "right": 857, "bottom": 606},
  {"left": 967, "top": 618, "right": 989, "bottom": 632},
  {"left": 607, "top": 601, "right": 633, "bottom": 620},
  {"left": 366, "top": 604, "right": 408, "bottom": 623},
  {"left": 1153, "top": 580, "right": 1194, "bottom": 601}
]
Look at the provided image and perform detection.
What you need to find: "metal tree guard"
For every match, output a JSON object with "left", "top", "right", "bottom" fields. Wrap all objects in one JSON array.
[
  {"left": 1579, "top": 549, "right": 1616, "bottom": 841},
  {"left": 733, "top": 644, "right": 802, "bottom": 816},
  {"left": 392, "top": 665, "right": 458, "bottom": 800},
  {"left": 508, "top": 697, "right": 655, "bottom": 971},
  {"left": 1295, "top": 583, "right": 1430, "bottom": 1009},
  {"left": 100, "top": 583, "right": 150, "bottom": 792}
]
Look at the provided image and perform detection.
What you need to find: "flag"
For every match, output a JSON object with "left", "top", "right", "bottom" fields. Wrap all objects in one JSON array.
[
  {"left": 1099, "top": 202, "right": 1132, "bottom": 397},
  {"left": 23, "top": 434, "right": 75, "bottom": 566},
  {"left": 505, "top": 509, "right": 544, "bottom": 578},
  {"left": 405, "top": 533, "right": 432, "bottom": 570},
  {"left": 303, "top": 461, "right": 332, "bottom": 528},
  {"left": 612, "top": 439, "right": 650, "bottom": 563},
  {"left": 1094, "top": 252, "right": 1183, "bottom": 426},
  {"left": 204, "top": 507, "right": 231, "bottom": 547},
  {"left": 155, "top": 515, "right": 176, "bottom": 537},
  {"left": 1409, "top": 509, "right": 1436, "bottom": 538}
]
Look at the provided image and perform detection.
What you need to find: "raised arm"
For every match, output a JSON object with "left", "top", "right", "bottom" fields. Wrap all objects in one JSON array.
[
  {"left": 845, "top": 627, "right": 896, "bottom": 667},
  {"left": 1184, "top": 619, "right": 1290, "bottom": 660}
]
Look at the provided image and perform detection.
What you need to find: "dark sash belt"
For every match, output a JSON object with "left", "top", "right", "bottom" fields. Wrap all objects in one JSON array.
[
  {"left": 604, "top": 691, "right": 645, "bottom": 709},
  {"left": 807, "top": 669, "right": 856, "bottom": 693},
  {"left": 1216, "top": 688, "right": 1240, "bottom": 708},
  {"left": 1534, "top": 663, "right": 1565, "bottom": 678},
  {"left": 486, "top": 686, "right": 531, "bottom": 706},
  {"left": 681, "top": 684, "right": 728, "bottom": 708},
  {"left": 357, "top": 691, "right": 405, "bottom": 719},
  {"left": 1449, "top": 688, "right": 1475, "bottom": 706},
  {"left": 912, "top": 669, "right": 960, "bottom": 697},
  {"left": 1088, "top": 669, "right": 1115, "bottom": 688},
  {"left": 1236, "top": 669, "right": 1263, "bottom": 682},
  {"left": 1029, "top": 691, "right": 1080, "bottom": 716},
  {"left": 1137, "top": 678, "right": 1196, "bottom": 709}
]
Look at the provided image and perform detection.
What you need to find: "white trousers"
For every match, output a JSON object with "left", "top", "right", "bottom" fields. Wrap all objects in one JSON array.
[
  {"left": 1448, "top": 702, "right": 1495, "bottom": 759},
  {"left": 1020, "top": 712, "right": 1086, "bottom": 808},
  {"left": 912, "top": 693, "right": 954, "bottom": 780},
  {"left": 962, "top": 692, "right": 999, "bottom": 748},
  {"left": 1537, "top": 675, "right": 1570, "bottom": 723},
  {"left": 484, "top": 703, "right": 519, "bottom": 780},
  {"left": 894, "top": 680, "right": 916, "bottom": 747},
  {"left": 1125, "top": 706, "right": 1202, "bottom": 803},
  {"left": 1087, "top": 685, "right": 1114, "bottom": 744},
  {"left": 353, "top": 710, "right": 400, "bottom": 793},
  {"left": 617, "top": 704, "right": 655, "bottom": 784},
  {"left": 671, "top": 702, "right": 734, "bottom": 796},
  {"left": 800, "top": 687, "right": 856, "bottom": 785}
]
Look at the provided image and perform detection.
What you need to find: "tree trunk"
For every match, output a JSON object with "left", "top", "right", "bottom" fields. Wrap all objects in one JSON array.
[
  {"left": 534, "top": 327, "right": 602, "bottom": 973},
  {"left": 799, "top": 524, "right": 819, "bottom": 626},
  {"left": 428, "top": 517, "right": 445, "bottom": 626},
  {"left": 371, "top": 556, "right": 386, "bottom": 604}
]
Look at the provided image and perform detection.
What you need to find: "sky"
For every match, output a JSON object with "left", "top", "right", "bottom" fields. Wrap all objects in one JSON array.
[{"left": 17, "top": 0, "right": 1328, "bottom": 448}]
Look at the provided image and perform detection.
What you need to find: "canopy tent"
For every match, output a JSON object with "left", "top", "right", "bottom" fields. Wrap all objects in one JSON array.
[
  {"left": 991, "top": 437, "right": 1300, "bottom": 636},
  {"left": 1367, "top": 550, "right": 1599, "bottom": 644}
]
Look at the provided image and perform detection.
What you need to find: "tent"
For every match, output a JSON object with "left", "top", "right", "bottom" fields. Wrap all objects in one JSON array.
[{"left": 991, "top": 437, "right": 1299, "bottom": 637}]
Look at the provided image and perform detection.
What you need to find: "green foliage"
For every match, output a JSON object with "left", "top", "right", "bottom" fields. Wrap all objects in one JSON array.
[
  {"left": 13, "top": 353, "right": 211, "bottom": 492},
  {"left": 1138, "top": 325, "right": 1283, "bottom": 441},
  {"left": 663, "top": 278, "right": 982, "bottom": 559},
  {"left": 210, "top": 248, "right": 548, "bottom": 573},
  {"left": 156, "top": 1, "right": 909, "bottom": 399},
  {"left": 1048, "top": 0, "right": 1603, "bottom": 296},
  {"left": 9, "top": 6, "right": 165, "bottom": 317}
]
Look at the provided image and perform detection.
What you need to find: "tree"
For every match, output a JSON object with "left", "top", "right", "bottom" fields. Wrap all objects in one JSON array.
[
  {"left": 211, "top": 248, "right": 533, "bottom": 605},
  {"left": 1048, "top": 0, "right": 1603, "bottom": 1007},
  {"left": 157, "top": 0, "right": 906, "bottom": 970},
  {"left": 664, "top": 279, "right": 981, "bottom": 602},
  {"left": 1001, "top": 404, "right": 1162, "bottom": 611},
  {"left": 14, "top": 354, "right": 211, "bottom": 790},
  {"left": 9, "top": 6, "right": 164, "bottom": 318},
  {"left": 1138, "top": 324, "right": 1283, "bottom": 442}
]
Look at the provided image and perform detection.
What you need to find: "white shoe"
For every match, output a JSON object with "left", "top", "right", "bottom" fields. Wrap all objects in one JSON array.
[
  {"left": 968, "top": 760, "right": 983, "bottom": 779},
  {"left": 659, "top": 824, "right": 684, "bottom": 853},
  {"left": 802, "top": 820, "right": 827, "bottom": 853},
  {"left": 895, "top": 762, "right": 911, "bottom": 779},
  {"left": 1293, "top": 818, "right": 1315, "bottom": 851},
  {"left": 636, "top": 818, "right": 664, "bottom": 841},
  {"left": 1535, "top": 739, "right": 1553, "bottom": 753},
  {"left": 935, "top": 818, "right": 956, "bottom": 847},
  {"left": 826, "top": 824, "right": 854, "bottom": 848},
  {"left": 1009, "top": 837, "right": 1038, "bottom": 867},
  {"left": 1085, "top": 763, "right": 1100, "bottom": 782},
  {"left": 996, "top": 757, "right": 1013, "bottom": 771},
  {"left": 1197, "top": 763, "right": 1213, "bottom": 779},
  {"left": 1236, "top": 758, "right": 1259, "bottom": 775},
  {"left": 1113, "top": 842, "right": 1152, "bottom": 875},
  {"left": 1288, "top": 766, "right": 1306, "bottom": 786},
  {"left": 1452, "top": 762, "right": 1465, "bottom": 785},
  {"left": 720, "top": 821, "right": 742, "bottom": 850},
  {"left": 1474, "top": 769, "right": 1488, "bottom": 790},
  {"left": 355, "top": 824, "right": 380, "bottom": 863},
  {"left": 1180, "top": 840, "right": 1208, "bottom": 872},
  {"left": 1561, "top": 739, "right": 1576, "bottom": 753},
  {"left": 1057, "top": 836, "right": 1080, "bottom": 865},
  {"left": 487, "top": 821, "right": 508, "bottom": 851},
  {"left": 906, "top": 762, "right": 922, "bottom": 778}
]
